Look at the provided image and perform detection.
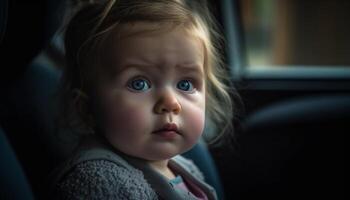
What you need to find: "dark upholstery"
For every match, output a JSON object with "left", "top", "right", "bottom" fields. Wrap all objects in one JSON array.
[
  {"left": 240, "top": 95, "right": 347, "bottom": 199},
  {"left": 0, "top": 127, "right": 34, "bottom": 200}
]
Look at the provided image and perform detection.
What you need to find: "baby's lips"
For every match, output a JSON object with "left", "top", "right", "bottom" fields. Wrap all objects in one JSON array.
[{"left": 153, "top": 123, "right": 181, "bottom": 134}]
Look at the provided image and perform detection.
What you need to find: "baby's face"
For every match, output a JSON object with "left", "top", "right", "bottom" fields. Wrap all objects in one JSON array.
[{"left": 98, "top": 23, "right": 205, "bottom": 161}]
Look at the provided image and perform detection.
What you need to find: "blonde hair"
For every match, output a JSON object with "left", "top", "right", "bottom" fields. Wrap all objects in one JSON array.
[{"left": 60, "top": 0, "right": 236, "bottom": 145}]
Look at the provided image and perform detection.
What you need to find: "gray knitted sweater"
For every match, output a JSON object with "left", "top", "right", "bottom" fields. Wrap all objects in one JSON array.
[
  {"left": 55, "top": 159, "right": 157, "bottom": 199},
  {"left": 51, "top": 139, "right": 217, "bottom": 200}
]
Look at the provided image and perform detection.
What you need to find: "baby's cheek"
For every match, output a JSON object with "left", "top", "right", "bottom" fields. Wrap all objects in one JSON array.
[
  {"left": 105, "top": 100, "right": 149, "bottom": 134},
  {"left": 184, "top": 106, "right": 205, "bottom": 143},
  {"left": 111, "top": 109, "right": 138, "bottom": 132}
]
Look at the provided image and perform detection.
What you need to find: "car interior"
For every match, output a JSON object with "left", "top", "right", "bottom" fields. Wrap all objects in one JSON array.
[{"left": 0, "top": 0, "right": 347, "bottom": 200}]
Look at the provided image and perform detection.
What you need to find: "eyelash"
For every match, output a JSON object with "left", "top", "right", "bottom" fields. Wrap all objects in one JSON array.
[
  {"left": 126, "top": 76, "right": 198, "bottom": 93},
  {"left": 127, "top": 77, "right": 151, "bottom": 92},
  {"left": 176, "top": 79, "right": 196, "bottom": 92}
]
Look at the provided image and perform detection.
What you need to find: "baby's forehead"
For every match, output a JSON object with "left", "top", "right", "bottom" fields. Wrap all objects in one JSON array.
[
  {"left": 117, "top": 22, "right": 167, "bottom": 35},
  {"left": 96, "top": 21, "right": 207, "bottom": 74},
  {"left": 97, "top": 22, "right": 206, "bottom": 77},
  {"left": 110, "top": 21, "right": 202, "bottom": 41}
]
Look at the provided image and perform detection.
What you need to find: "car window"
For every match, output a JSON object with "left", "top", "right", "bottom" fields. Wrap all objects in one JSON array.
[{"left": 223, "top": 0, "right": 350, "bottom": 79}]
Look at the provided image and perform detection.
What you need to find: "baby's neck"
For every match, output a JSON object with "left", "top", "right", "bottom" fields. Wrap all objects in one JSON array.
[{"left": 148, "top": 159, "right": 176, "bottom": 180}]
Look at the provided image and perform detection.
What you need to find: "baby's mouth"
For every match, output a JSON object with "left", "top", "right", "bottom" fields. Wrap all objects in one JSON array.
[{"left": 152, "top": 123, "right": 181, "bottom": 137}]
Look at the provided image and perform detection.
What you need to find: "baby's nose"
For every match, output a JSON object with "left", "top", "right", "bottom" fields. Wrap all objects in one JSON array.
[{"left": 154, "top": 92, "right": 182, "bottom": 114}]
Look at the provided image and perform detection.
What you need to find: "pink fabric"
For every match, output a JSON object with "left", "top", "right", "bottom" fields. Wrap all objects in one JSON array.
[{"left": 183, "top": 176, "right": 208, "bottom": 200}]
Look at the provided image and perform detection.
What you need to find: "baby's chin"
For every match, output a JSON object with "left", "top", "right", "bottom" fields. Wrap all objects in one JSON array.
[{"left": 141, "top": 143, "right": 197, "bottom": 161}]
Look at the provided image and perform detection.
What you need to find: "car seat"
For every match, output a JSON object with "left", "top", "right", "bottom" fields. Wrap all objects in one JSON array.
[
  {"left": 239, "top": 95, "right": 347, "bottom": 199},
  {"left": 0, "top": 0, "right": 66, "bottom": 199},
  {"left": 0, "top": 127, "right": 34, "bottom": 200}
]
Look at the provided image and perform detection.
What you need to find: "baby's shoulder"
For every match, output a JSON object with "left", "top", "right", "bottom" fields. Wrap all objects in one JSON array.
[{"left": 52, "top": 149, "right": 158, "bottom": 199}]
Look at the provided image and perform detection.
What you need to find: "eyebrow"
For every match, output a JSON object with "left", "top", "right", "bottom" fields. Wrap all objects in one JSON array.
[
  {"left": 175, "top": 64, "right": 204, "bottom": 76},
  {"left": 116, "top": 62, "right": 204, "bottom": 76}
]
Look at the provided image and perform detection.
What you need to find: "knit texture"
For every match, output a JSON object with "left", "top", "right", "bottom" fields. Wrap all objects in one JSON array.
[{"left": 55, "top": 160, "right": 158, "bottom": 200}]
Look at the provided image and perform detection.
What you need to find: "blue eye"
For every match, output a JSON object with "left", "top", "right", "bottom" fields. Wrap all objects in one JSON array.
[
  {"left": 177, "top": 80, "right": 194, "bottom": 91},
  {"left": 128, "top": 78, "right": 151, "bottom": 91}
]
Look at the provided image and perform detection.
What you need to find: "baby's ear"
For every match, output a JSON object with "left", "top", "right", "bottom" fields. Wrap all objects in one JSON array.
[
  {"left": 71, "top": 88, "right": 89, "bottom": 114},
  {"left": 71, "top": 88, "right": 96, "bottom": 135}
]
